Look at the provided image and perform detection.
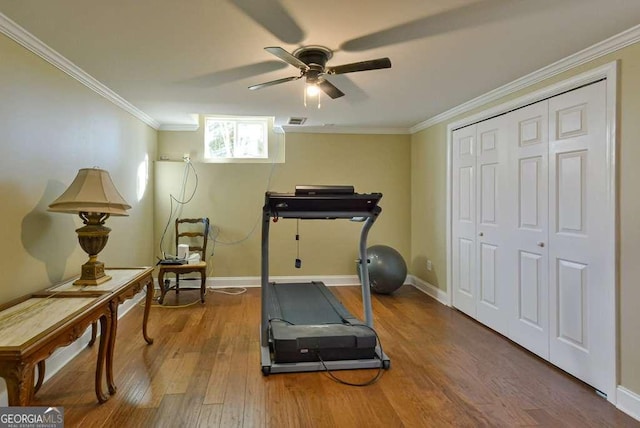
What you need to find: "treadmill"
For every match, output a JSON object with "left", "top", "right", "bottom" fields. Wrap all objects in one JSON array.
[{"left": 260, "top": 185, "right": 391, "bottom": 375}]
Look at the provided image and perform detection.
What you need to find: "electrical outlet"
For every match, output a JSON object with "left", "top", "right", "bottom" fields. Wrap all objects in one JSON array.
[{"left": 427, "top": 259, "right": 432, "bottom": 271}]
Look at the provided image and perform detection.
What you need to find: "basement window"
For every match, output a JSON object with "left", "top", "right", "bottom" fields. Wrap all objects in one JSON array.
[{"left": 204, "top": 116, "right": 268, "bottom": 160}]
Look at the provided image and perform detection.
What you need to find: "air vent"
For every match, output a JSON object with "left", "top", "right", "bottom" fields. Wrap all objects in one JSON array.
[{"left": 288, "top": 117, "right": 307, "bottom": 125}]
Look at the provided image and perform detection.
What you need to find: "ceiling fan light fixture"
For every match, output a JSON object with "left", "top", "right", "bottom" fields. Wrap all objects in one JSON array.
[
  {"left": 303, "top": 83, "right": 321, "bottom": 109},
  {"left": 250, "top": 45, "right": 391, "bottom": 103},
  {"left": 306, "top": 83, "right": 320, "bottom": 96}
]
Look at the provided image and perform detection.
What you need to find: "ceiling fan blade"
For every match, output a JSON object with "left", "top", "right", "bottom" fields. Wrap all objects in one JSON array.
[
  {"left": 229, "top": 0, "right": 305, "bottom": 44},
  {"left": 326, "top": 58, "right": 391, "bottom": 75},
  {"left": 265, "top": 47, "right": 309, "bottom": 71},
  {"left": 248, "top": 75, "right": 301, "bottom": 91},
  {"left": 181, "top": 61, "right": 288, "bottom": 88},
  {"left": 317, "top": 79, "right": 345, "bottom": 99},
  {"left": 340, "top": 0, "right": 538, "bottom": 52}
]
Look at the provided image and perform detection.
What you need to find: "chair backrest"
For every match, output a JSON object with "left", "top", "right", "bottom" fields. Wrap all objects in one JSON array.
[{"left": 175, "top": 218, "right": 210, "bottom": 260}]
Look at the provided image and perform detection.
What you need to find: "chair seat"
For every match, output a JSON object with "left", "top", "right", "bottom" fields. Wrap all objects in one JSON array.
[
  {"left": 158, "top": 262, "right": 207, "bottom": 304},
  {"left": 160, "top": 261, "right": 206, "bottom": 271}
]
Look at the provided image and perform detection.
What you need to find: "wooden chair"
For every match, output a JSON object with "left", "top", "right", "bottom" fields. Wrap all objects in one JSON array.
[{"left": 158, "top": 218, "right": 210, "bottom": 304}]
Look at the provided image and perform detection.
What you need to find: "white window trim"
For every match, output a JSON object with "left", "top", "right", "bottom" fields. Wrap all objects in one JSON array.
[{"left": 202, "top": 115, "right": 284, "bottom": 164}]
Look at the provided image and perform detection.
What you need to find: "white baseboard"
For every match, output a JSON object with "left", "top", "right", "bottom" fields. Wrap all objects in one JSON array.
[
  {"left": 0, "top": 290, "right": 146, "bottom": 406},
  {"left": 407, "top": 275, "right": 449, "bottom": 306},
  {"left": 617, "top": 386, "right": 640, "bottom": 421},
  {"left": 159, "top": 275, "right": 449, "bottom": 306}
]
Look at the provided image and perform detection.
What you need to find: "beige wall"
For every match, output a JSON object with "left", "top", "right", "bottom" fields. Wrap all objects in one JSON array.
[
  {"left": 410, "top": 123, "right": 448, "bottom": 287},
  {"left": 411, "top": 42, "right": 640, "bottom": 395},
  {"left": 5, "top": 10, "right": 639, "bottom": 403},
  {"left": 157, "top": 128, "right": 411, "bottom": 277},
  {"left": 0, "top": 33, "right": 157, "bottom": 305}
]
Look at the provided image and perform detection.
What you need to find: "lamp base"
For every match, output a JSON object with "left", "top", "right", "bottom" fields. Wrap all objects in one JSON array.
[{"left": 73, "top": 260, "right": 111, "bottom": 286}]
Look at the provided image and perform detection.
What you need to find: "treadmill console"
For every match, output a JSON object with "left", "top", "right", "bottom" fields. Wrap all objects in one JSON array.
[
  {"left": 294, "top": 185, "right": 354, "bottom": 195},
  {"left": 265, "top": 186, "right": 382, "bottom": 217}
]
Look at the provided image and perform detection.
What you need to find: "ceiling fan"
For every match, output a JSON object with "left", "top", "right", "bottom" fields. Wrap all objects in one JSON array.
[{"left": 248, "top": 46, "right": 392, "bottom": 99}]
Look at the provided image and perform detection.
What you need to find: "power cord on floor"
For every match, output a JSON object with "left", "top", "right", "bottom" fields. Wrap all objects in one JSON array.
[
  {"left": 316, "top": 322, "right": 386, "bottom": 387},
  {"left": 316, "top": 352, "right": 385, "bottom": 387},
  {"left": 209, "top": 286, "right": 247, "bottom": 295},
  {"left": 139, "top": 285, "right": 248, "bottom": 309}
]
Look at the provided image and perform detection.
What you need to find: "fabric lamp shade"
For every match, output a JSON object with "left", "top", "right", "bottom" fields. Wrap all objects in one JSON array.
[{"left": 48, "top": 168, "right": 131, "bottom": 215}]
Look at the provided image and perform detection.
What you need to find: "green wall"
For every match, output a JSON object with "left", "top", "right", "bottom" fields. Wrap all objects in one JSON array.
[
  {"left": 410, "top": 123, "right": 448, "bottom": 287},
  {"left": 410, "top": 41, "right": 640, "bottom": 398},
  {"left": 0, "top": 33, "right": 157, "bottom": 304},
  {"left": 157, "top": 128, "right": 411, "bottom": 277}
]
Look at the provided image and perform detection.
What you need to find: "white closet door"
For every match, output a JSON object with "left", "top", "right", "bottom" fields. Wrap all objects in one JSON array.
[
  {"left": 452, "top": 125, "right": 477, "bottom": 317},
  {"left": 475, "top": 115, "right": 510, "bottom": 335},
  {"left": 507, "top": 101, "right": 550, "bottom": 360},
  {"left": 548, "top": 80, "right": 613, "bottom": 394}
]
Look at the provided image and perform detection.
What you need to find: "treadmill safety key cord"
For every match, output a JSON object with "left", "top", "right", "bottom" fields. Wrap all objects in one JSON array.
[{"left": 295, "top": 219, "right": 302, "bottom": 268}]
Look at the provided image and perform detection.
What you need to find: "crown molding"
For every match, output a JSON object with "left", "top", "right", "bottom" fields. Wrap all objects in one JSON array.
[
  {"left": 410, "top": 24, "right": 640, "bottom": 134},
  {"left": 0, "top": 12, "right": 161, "bottom": 130},
  {"left": 158, "top": 123, "right": 200, "bottom": 131},
  {"left": 281, "top": 125, "right": 411, "bottom": 135}
]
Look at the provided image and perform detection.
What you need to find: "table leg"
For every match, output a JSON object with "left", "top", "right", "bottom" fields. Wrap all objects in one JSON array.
[
  {"left": 95, "top": 313, "right": 111, "bottom": 403},
  {"left": 200, "top": 270, "right": 206, "bottom": 303},
  {"left": 106, "top": 301, "right": 118, "bottom": 395},
  {"left": 143, "top": 280, "right": 154, "bottom": 344},
  {"left": 158, "top": 269, "right": 166, "bottom": 304},
  {"left": 34, "top": 360, "right": 45, "bottom": 394},
  {"left": 2, "top": 362, "right": 35, "bottom": 406},
  {"left": 88, "top": 321, "right": 98, "bottom": 347}
]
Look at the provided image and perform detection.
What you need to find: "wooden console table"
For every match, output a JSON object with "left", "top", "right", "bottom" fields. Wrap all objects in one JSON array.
[{"left": 0, "top": 267, "right": 154, "bottom": 406}]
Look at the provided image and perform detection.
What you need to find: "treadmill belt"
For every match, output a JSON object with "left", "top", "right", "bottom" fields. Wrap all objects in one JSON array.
[
  {"left": 267, "top": 282, "right": 377, "bottom": 363},
  {"left": 272, "top": 282, "right": 344, "bottom": 325}
]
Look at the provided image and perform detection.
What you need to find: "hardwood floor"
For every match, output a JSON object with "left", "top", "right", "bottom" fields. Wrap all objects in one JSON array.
[{"left": 32, "top": 285, "right": 639, "bottom": 427}]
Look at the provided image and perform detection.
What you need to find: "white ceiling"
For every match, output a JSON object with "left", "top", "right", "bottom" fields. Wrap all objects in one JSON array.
[{"left": 1, "top": 0, "right": 640, "bottom": 132}]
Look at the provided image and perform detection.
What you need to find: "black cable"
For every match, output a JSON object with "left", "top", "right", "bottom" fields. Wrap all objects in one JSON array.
[
  {"left": 315, "top": 322, "right": 386, "bottom": 387},
  {"left": 295, "top": 219, "right": 301, "bottom": 268},
  {"left": 316, "top": 352, "right": 385, "bottom": 387},
  {"left": 158, "top": 161, "right": 199, "bottom": 258},
  {"left": 268, "top": 317, "right": 296, "bottom": 326},
  {"left": 209, "top": 129, "right": 282, "bottom": 246}
]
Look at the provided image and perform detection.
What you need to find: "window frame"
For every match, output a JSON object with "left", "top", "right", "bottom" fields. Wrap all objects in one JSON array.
[{"left": 204, "top": 116, "right": 269, "bottom": 161}]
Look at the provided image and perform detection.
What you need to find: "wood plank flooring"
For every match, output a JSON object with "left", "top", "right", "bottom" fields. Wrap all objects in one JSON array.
[{"left": 31, "top": 285, "right": 639, "bottom": 427}]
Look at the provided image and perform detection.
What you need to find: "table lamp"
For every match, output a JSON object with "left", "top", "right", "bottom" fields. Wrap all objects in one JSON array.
[{"left": 48, "top": 167, "right": 131, "bottom": 285}]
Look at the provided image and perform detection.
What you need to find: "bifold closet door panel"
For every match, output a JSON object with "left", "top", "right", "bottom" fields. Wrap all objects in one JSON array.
[
  {"left": 475, "top": 115, "right": 510, "bottom": 336},
  {"left": 450, "top": 76, "right": 614, "bottom": 398},
  {"left": 452, "top": 124, "right": 477, "bottom": 317},
  {"left": 547, "top": 80, "right": 612, "bottom": 394},
  {"left": 506, "top": 100, "right": 550, "bottom": 360}
]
